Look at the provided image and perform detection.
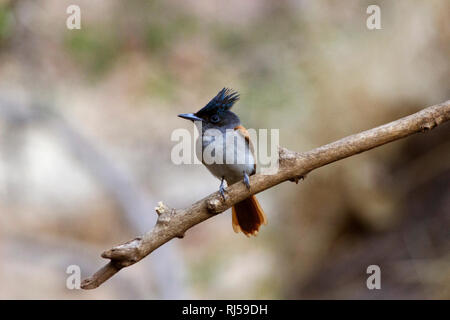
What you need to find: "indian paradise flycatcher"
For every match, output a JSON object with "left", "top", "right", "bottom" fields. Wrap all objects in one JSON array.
[{"left": 178, "top": 88, "right": 267, "bottom": 237}]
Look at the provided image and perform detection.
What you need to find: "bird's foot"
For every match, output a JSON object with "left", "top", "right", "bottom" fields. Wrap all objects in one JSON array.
[
  {"left": 219, "top": 185, "right": 227, "bottom": 200},
  {"left": 219, "top": 177, "right": 227, "bottom": 200},
  {"left": 243, "top": 172, "right": 251, "bottom": 190}
]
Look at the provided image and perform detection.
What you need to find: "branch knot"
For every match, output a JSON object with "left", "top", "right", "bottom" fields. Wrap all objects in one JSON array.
[
  {"left": 206, "top": 197, "right": 222, "bottom": 213},
  {"left": 101, "top": 237, "right": 143, "bottom": 266}
]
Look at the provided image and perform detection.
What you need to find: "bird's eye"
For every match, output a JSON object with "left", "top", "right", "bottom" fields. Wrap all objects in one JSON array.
[{"left": 210, "top": 115, "right": 220, "bottom": 123}]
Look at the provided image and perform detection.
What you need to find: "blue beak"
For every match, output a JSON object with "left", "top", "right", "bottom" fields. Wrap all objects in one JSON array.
[{"left": 178, "top": 113, "right": 203, "bottom": 122}]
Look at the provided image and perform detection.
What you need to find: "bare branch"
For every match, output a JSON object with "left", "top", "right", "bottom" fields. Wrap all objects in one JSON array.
[{"left": 81, "top": 100, "right": 450, "bottom": 289}]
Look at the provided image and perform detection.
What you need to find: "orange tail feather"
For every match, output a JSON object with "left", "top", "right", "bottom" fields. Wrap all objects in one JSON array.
[{"left": 232, "top": 195, "right": 267, "bottom": 237}]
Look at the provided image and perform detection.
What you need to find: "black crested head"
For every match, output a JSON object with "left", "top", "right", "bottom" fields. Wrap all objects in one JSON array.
[
  {"left": 194, "top": 88, "right": 241, "bottom": 130},
  {"left": 178, "top": 88, "right": 241, "bottom": 130},
  {"left": 195, "top": 88, "right": 240, "bottom": 117}
]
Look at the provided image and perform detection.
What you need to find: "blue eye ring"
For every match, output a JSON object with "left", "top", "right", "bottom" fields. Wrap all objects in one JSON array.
[{"left": 210, "top": 114, "right": 220, "bottom": 123}]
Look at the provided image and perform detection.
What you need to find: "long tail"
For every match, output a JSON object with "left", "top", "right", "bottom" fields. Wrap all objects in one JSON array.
[{"left": 232, "top": 195, "right": 267, "bottom": 237}]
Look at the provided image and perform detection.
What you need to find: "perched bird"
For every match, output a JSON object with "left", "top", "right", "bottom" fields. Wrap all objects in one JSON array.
[{"left": 178, "top": 88, "right": 267, "bottom": 236}]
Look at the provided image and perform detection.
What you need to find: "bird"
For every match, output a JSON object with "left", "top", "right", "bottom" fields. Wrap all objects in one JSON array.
[{"left": 178, "top": 88, "right": 267, "bottom": 237}]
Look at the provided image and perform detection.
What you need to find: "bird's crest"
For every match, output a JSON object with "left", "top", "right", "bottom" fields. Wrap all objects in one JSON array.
[{"left": 197, "top": 88, "right": 240, "bottom": 114}]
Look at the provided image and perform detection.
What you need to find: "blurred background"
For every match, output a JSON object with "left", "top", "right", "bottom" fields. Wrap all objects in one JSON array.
[{"left": 0, "top": 0, "right": 449, "bottom": 299}]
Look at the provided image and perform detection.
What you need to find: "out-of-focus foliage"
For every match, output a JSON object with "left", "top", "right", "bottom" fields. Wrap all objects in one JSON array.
[
  {"left": 65, "top": 28, "right": 119, "bottom": 76},
  {"left": 0, "top": 3, "right": 13, "bottom": 44}
]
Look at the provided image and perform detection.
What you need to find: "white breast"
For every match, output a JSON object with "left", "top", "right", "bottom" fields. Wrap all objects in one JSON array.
[{"left": 201, "top": 130, "right": 255, "bottom": 185}]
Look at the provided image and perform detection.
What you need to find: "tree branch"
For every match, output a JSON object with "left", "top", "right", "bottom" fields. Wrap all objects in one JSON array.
[{"left": 81, "top": 100, "right": 450, "bottom": 289}]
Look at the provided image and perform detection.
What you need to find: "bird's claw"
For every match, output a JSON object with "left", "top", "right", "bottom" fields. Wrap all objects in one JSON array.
[
  {"left": 219, "top": 177, "right": 227, "bottom": 200},
  {"left": 243, "top": 172, "right": 251, "bottom": 190},
  {"left": 219, "top": 185, "right": 227, "bottom": 200}
]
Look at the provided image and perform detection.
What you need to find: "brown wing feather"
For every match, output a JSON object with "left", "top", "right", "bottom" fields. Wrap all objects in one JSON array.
[
  {"left": 231, "top": 126, "right": 266, "bottom": 236},
  {"left": 234, "top": 125, "right": 256, "bottom": 172}
]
